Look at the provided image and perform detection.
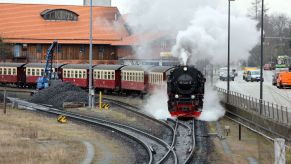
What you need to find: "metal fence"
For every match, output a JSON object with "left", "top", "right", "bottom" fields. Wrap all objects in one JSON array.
[{"left": 217, "top": 87, "right": 291, "bottom": 126}]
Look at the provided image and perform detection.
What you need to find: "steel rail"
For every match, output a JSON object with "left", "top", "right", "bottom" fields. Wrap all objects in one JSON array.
[
  {"left": 8, "top": 97, "right": 177, "bottom": 164},
  {"left": 183, "top": 119, "right": 196, "bottom": 164}
]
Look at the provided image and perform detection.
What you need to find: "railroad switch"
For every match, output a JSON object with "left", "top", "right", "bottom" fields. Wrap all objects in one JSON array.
[{"left": 57, "top": 115, "right": 67, "bottom": 123}]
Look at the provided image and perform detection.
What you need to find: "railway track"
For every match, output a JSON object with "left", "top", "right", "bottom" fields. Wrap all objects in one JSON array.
[
  {"left": 8, "top": 97, "right": 180, "bottom": 164},
  {"left": 166, "top": 119, "right": 196, "bottom": 164}
]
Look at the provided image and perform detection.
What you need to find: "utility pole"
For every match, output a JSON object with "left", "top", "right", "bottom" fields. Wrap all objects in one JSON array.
[
  {"left": 259, "top": 0, "right": 264, "bottom": 114},
  {"left": 88, "top": 0, "right": 94, "bottom": 109}
]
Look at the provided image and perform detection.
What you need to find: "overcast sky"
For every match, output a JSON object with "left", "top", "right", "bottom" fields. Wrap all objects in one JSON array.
[{"left": 0, "top": 0, "right": 291, "bottom": 17}]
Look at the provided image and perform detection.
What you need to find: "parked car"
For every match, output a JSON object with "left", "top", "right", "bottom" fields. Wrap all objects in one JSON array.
[
  {"left": 243, "top": 67, "right": 257, "bottom": 80},
  {"left": 245, "top": 70, "right": 263, "bottom": 82},
  {"left": 219, "top": 67, "right": 234, "bottom": 81},
  {"left": 276, "top": 72, "right": 291, "bottom": 89},
  {"left": 272, "top": 72, "right": 280, "bottom": 86}
]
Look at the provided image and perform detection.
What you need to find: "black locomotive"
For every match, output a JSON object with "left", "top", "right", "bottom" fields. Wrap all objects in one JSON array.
[{"left": 167, "top": 65, "right": 205, "bottom": 118}]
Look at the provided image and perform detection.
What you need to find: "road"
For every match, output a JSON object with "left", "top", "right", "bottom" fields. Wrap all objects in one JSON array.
[{"left": 215, "top": 70, "right": 291, "bottom": 109}]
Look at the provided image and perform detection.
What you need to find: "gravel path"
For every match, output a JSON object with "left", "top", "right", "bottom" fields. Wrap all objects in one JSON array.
[{"left": 81, "top": 141, "right": 95, "bottom": 164}]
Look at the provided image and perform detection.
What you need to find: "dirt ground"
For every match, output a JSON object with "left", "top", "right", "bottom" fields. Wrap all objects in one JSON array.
[
  {"left": 0, "top": 105, "right": 136, "bottom": 164},
  {"left": 209, "top": 117, "right": 291, "bottom": 164}
]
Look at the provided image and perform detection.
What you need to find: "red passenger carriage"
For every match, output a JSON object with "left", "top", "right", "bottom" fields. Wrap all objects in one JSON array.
[
  {"left": 121, "top": 65, "right": 154, "bottom": 94},
  {"left": 62, "top": 64, "right": 91, "bottom": 88},
  {"left": 148, "top": 66, "right": 173, "bottom": 92},
  {"left": 93, "top": 65, "right": 124, "bottom": 92},
  {"left": 24, "top": 63, "right": 65, "bottom": 87},
  {"left": 0, "top": 63, "right": 26, "bottom": 86}
]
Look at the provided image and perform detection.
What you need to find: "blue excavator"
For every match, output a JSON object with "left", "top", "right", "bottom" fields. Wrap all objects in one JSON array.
[{"left": 36, "top": 41, "right": 58, "bottom": 90}]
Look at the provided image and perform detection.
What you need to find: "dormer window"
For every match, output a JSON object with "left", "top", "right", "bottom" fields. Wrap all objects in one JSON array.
[{"left": 41, "top": 9, "right": 79, "bottom": 21}]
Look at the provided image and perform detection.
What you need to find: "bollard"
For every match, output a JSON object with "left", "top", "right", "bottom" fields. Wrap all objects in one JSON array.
[{"left": 3, "top": 89, "right": 7, "bottom": 114}]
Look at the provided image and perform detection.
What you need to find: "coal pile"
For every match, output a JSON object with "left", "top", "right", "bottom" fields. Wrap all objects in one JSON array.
[{"left": 29, "top": 82, "right": 88, "bottom": 109}]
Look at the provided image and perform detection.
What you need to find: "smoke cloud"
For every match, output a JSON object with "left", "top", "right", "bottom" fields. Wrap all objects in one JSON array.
[
  {"left": 172, "top": 6, "right": 260, "bottom": 65},
  {"left": 199, "top": 87, "right": 225, "bottom": 121},
  {"left": 142, "top": 86, "right": 172, "bottom": 120}
]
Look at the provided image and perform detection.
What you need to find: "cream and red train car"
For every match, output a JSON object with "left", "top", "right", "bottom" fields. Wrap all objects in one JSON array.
[
  {"left": 24, "top": 63, "right": 65, "bottom": 87},
  {"left": 93, "top": 65, "right": 124, "bottom": 92},
  {"left": 120, "top": 65, "right": 154, "bottom": 95},
  {"left": 148, "top": 66, "right": 174, "bottom": 92},
  {"left": 0, "top": 63, "right": 26, "bottom": 86},
  {"left": 62, "top": 64, "right": 91, "bottom": 88}
]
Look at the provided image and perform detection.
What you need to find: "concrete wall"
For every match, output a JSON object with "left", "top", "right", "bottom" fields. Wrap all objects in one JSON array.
[{"left": 83, "top": 0, "right": 111, "bottom": 6}]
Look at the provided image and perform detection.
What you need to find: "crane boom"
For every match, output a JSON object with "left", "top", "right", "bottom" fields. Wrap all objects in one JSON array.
[{"left": 36, "top": 41, "right": 58, "bottom": 90}]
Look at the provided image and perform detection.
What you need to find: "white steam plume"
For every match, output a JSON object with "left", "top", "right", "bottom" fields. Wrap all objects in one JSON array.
[
  {"left": 142, "top": 86, "right": 172, "bottom": 120},
  {"left": 172, "top": 6, "right": 260, "bottom": 65},
  {"left": 199, "top": 87, "right": 225, "bottom": 121}
]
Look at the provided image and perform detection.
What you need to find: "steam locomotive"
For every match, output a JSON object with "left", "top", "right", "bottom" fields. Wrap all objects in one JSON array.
[{"left": 167, "top": 65, "right": 205, "bottom": 118}]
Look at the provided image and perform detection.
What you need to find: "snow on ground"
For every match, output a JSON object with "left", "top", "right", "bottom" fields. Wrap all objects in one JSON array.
[{"left": 215, "top": 70, "right": 291, "bottom": 110}]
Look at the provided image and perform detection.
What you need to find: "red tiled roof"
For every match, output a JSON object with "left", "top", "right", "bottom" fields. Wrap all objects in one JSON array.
[
  {"left": 111, "top": 32, "right": 165, "bottom": 46},
  {"left": 0, "top": 3, "right": 129, "bottom": 44}
]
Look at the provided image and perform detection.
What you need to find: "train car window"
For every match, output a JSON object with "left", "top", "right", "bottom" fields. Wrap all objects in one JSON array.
[
  {"left": 141, "top": 72, "right": 144, "bottom": 81},
  {"left": 79, "top": 70, "right": 82, "bottom": 78},
  {"left": 27, "top": 69, "right": 31, "bottom": 75},
  {"left": 3, "top": 68, "right": 7, "bottom": 75},
  {"left": 64, "top": 70, "right": 67, "bottom": 78},
  {"left": 67, "top": 70, "right": 70, "bottom": 78},
  {"left": 7, "top": 68, "right": 11, "bottom": 75},
  {"left": 12, "top": 68, "right": 16, "bottom": 75},
  {"left": 93, "top": 71, "right": 97, "bottom": 79},
  {"left": 112, "top": 71, "right": 114, "bottom": 80},
  {"left": 41, "top": 69, "right": 44, "bottom": 76},
  {"left": 75, "top": 70, "right": 78, "bottom": 78},
  {"left": 97, "top": 71, "right": 100, "bottom": 79},
  {"left": 125, "top": 72, "right": 128, "bottom": 81},
  {"left": 0, "top": 68, "right": 2, "bottom": 75},
  {"left": 105, "top": 71, "right": 108, "bottom": 79},
  {"left": 83, "top": 71, "right": 87, "bottom": 79},
  {"left": 36, "top": 69, "right": 40, "bottom": 76},
  {"left": 71, "top": 70, "right": 74, "bottom": 78},
  {"left": 32, "top": 69, "right": 35, "bottom": 76}
]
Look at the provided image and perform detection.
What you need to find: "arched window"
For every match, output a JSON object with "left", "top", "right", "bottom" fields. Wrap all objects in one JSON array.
[{"left": 41, "top": 9, "right": 79, "bottom": 21}]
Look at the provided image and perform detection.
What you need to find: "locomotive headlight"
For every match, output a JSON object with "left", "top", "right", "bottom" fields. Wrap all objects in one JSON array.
[
  {"left": 191, "top": 95, "right": 195, "bottom": 99},
  {"left": 175, "top": 94, "right": 179, "bottom": 99},
  {"left": 183, "top": 67, "right": 188, "bottom": 71}
]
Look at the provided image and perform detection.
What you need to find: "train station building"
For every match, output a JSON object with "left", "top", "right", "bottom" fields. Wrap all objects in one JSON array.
[{"left": 0, "top": 3, "right": 174, "bottom": 65}]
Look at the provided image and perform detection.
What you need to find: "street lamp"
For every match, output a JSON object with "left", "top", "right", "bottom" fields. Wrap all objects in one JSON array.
[{"left": 227, "top": 0, "right": 235, "bottom": 103}]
